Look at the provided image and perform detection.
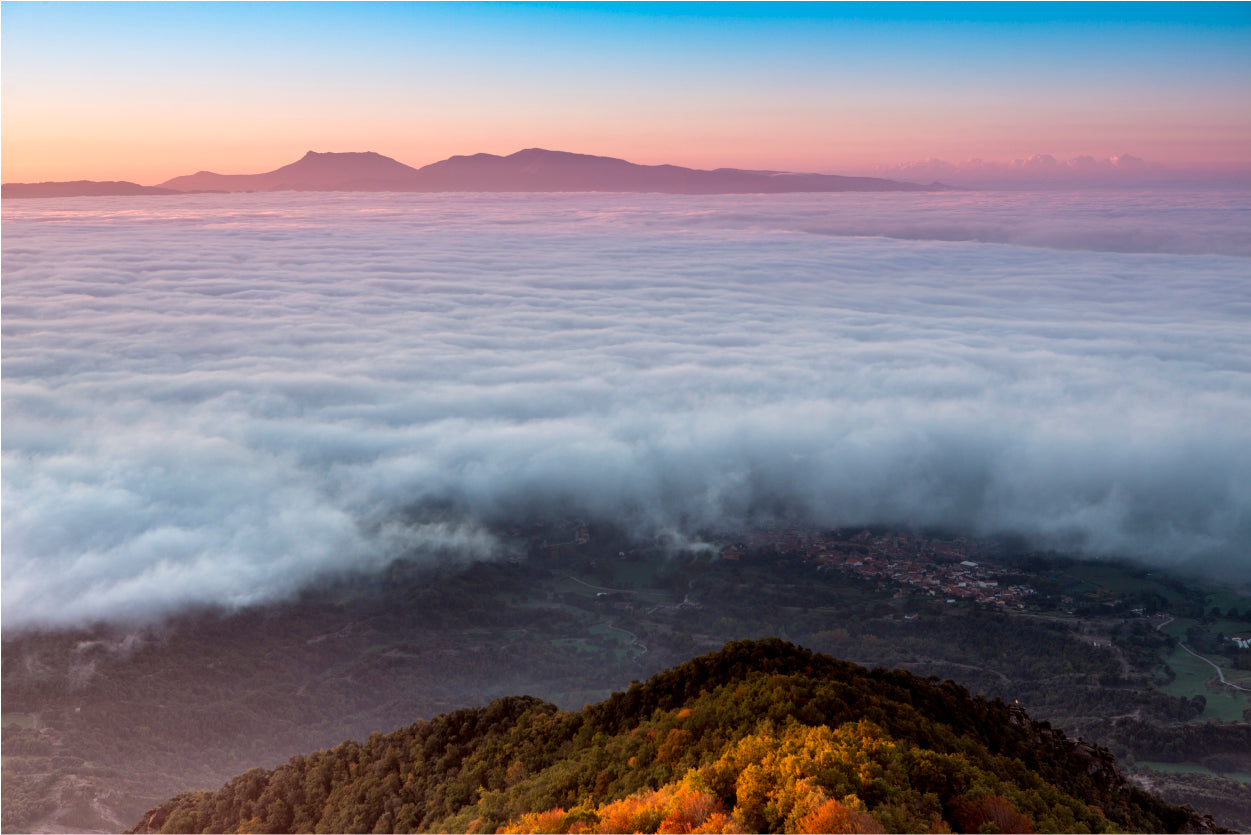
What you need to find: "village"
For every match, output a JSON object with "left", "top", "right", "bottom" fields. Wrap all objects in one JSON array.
[
  {"left": 493, "top": 517, "right": 1043, "bottom": 611},
  {"left": 717, "top": 527, "right": 1038, "bottom": 609}
]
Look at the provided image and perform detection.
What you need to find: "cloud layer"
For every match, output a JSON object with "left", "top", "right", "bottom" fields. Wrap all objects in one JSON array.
[
  {"left": 3, "top": 190, "right": 1250, "bottom": 628},
  {"left": 872, "top": 154, "right": 1251, "bottom": 189}
]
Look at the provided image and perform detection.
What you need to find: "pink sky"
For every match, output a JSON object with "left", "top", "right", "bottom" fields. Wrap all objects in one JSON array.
[{"left": 3, "top": 3, "right": 1248, "bottom": 185}]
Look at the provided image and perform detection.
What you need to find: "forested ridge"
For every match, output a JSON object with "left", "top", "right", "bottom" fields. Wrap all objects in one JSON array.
[{"left": 129, "top": 639, "right": 1220, "bottom": 834}]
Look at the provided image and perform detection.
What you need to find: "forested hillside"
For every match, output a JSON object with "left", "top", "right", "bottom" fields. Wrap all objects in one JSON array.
[{"left": 130, "top": 639, "right": 1219, "bottom": 834}]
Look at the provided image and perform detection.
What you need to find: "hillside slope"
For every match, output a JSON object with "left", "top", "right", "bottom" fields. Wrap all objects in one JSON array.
[{"left": 129, "top": 639, "right": 1218, "bottom": 834}]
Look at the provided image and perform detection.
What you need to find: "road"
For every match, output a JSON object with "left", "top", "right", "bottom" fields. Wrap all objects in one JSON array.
[
  {"left": 604, "top": 622, "right": 648, "bottom": 656},
  {"left": 1157, "top": 614, "right": 1251, "bottom": 693},
  {"left": 1176, "top": 641, "right": 1251, "bottom": 693}
]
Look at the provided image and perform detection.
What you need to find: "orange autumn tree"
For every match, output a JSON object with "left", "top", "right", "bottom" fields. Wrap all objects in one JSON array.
[
  {"left": 794, "top": 797, "right": 885, "bottom": 835},
  {"left": 497, "top": 722, "right": 904, "bottom": 834},
  {"left": 707, "top": 720, "right": 899, "bottom": 832},
  {"left": 953, "top": 794, "right": 1036, "bottom": 834},
  {"left": 498, "top": 779, "right": 732, "bottom": 834}
]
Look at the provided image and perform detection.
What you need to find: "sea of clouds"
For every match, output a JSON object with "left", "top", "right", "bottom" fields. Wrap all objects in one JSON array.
[{"left": 3, "top": 190, "right": 1250, "bottom": 628}]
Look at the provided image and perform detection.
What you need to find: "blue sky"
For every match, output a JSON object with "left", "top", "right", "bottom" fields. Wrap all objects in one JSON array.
[{"left": 3, "top": 2, "right": 1249, "bottom": 182}]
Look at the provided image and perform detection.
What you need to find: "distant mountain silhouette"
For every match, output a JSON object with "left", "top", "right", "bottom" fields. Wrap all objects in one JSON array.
[
  {"left": 5, "top": 149, "right": 945, "bottom": 198},
  {"left": 1, "top": 180, "right": 184, "bottom": 198},
  {"left": 159, "top": 151, "right": 426, "bottom": 193},
  {"left": 160, "top": 148, "right": 940, "bottom": 194},
  {"left": 408, "top": 147, "right": 938, "bottom": 193}
]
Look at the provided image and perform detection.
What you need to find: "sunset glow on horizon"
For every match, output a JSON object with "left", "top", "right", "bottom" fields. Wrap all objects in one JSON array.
[{"left": 3, "top": 2, "right": 1249, "bottom": 186}]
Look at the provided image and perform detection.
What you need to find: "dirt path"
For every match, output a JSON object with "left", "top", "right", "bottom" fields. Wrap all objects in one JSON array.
[
  {"left": 1156, "top": 614, "right": 1251, "bottom": 693},
  {"left": 1177, "top": 642, "right": 1251, "bottom": 693},
  {"left": 603, "top": 621, "right": 648, "bottom": 655}
]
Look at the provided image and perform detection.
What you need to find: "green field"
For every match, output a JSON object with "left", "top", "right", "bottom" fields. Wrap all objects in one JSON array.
[
  {"left": 1, "top": 713, "right": 37, "bottom": 729},
  {"left": 1060, "top": 563, "right": 1187, "bottom": 602},
  {"left": 1178, "top": 614, "right": 1251, "bottom": 645},
  {"left": 1156, "top": 612, "right": 1251, "bottom": 709},
  {"left": 1160, "top": 645, "right": 1251, "bottom": 722}
]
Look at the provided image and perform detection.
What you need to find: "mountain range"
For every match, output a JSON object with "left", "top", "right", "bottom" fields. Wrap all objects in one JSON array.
[{"left": 3, "top": 149, "right": 942, "bottom": 198}]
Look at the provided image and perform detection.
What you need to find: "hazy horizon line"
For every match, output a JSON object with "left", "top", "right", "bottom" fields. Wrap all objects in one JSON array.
[{"left": 7, "top": 146, "right": 1251, "bottom": 190}]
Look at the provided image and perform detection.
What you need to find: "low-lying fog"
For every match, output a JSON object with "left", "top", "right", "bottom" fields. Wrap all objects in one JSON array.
[{"left": 3, "top": 190, "right": 1249, "bottom": 628}]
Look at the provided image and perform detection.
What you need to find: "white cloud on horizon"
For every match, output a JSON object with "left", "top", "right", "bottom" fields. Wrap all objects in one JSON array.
[
  {"left": 869, "top": 152, "right": 1245, "bottom": 187},
  {"left": 3, "top": 190, "right": 1249, "bottom": 629}
]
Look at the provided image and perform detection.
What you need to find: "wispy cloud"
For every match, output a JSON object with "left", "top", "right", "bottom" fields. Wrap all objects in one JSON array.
[{"left": 3, "top": 191, "right": 1249, "bottom": 628}]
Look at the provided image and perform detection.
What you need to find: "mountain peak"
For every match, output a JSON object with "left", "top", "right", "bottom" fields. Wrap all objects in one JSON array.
[
  {"left": 128, "top": 639, "right": 1216, "bottom": 835},
  {"left": 158, "top": 151, "right": 423, "bottom": 191},
  {"left": 298, "top": 150, "right": 389, "bottom": 160},
  {"left": 509, "top": 147, "right": 587, "bottom": 158}
]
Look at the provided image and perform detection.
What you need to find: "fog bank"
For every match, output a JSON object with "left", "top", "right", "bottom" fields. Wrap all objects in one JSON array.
[{"left": 3, "top": 190, "right": 1249, "bottom": 628}]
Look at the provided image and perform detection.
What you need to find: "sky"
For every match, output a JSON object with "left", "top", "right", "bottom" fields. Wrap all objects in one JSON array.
[
  {"left": 3, "top": 2, "right": 1250, "bottom": 184},
  {"left": 3, "top": 189, "right": 1249, "bottom": 628}
]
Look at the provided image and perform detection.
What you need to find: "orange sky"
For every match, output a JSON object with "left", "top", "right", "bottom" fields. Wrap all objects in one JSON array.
[{"left": 3, "top": 3, "right": 1249, "bottom": 184}]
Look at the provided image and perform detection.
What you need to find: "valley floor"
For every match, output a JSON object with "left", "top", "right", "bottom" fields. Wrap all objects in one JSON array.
[{"left": 4, "top": 523, "right": 1250, "bottom": 832}]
